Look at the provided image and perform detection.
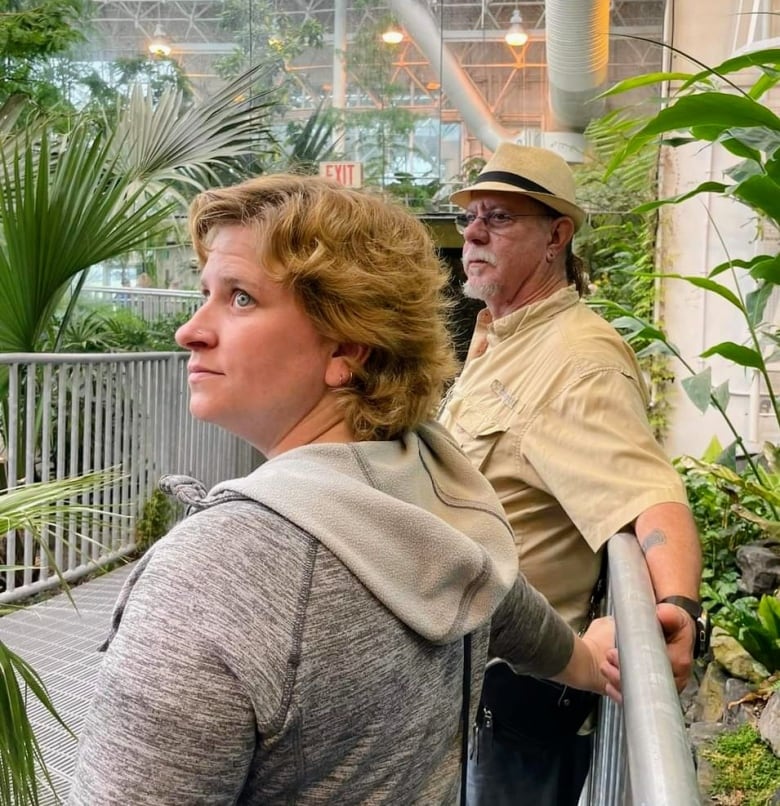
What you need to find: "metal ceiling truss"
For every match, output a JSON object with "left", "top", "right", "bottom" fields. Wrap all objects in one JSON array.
[{"left": 87, "top": 0, "right": 666, "bottom": 125}]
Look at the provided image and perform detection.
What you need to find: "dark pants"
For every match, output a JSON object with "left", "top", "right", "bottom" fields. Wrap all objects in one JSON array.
[{"left": 466, "top": 727, "right": 593, "bottom": 806}]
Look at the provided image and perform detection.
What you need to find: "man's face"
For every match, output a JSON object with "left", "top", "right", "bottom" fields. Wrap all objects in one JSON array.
[{"left": 459, "top": 190, "right": 556, "bottom": 310}]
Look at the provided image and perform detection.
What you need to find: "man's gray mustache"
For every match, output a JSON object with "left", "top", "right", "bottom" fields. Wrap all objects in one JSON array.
[{"left": 463, "top": 249, "right": 497, "bottom": 267}]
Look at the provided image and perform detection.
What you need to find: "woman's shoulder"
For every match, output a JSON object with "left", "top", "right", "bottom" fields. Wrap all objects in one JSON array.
[{"left": 135, "top": 499, "right": 318, "bottom": 609}]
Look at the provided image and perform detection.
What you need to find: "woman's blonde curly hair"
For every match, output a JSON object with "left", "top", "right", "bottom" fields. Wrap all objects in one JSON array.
[{"left": 189, "top": 173, "right": 458, "bottom": 442}]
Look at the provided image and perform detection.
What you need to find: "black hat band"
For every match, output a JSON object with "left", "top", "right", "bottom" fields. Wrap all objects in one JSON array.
[{"left": 473, "top": 171, "right": 555, "bottom": 197}]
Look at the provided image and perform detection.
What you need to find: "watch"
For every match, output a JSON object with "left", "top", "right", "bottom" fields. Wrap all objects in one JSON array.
[{"left": 658, "top": 595, "right": 711, "bottom": 659}]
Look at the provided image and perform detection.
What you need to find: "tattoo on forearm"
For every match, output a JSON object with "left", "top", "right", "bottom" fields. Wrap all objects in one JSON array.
[{"left": 641, "top": 529, "right": 667, "bottom": 554}]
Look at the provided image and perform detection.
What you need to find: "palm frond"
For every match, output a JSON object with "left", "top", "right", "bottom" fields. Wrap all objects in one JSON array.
[
  {"left": 111, "top": 63, "right": 279, "bottom": 196},
  {"left": 0, "top": 126, "right": 174, "bottom": 352},
  {"left": 0, "top": 470, "right": 121, "bottom": 805}
]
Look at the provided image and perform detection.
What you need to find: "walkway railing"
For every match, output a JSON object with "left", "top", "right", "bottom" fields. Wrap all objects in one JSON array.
[
  {"left": 0, "top": 352, "right": 257, "bottom": 602},
  {"left": 78, "top": 285, "right": 201, "bottom": 322},
  {"left": 585, "top": 532, "right": 701, "bottom": 805}
]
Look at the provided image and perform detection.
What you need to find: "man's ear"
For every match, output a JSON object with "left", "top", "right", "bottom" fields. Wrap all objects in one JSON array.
[{"left": 548, "top": 216, "right": 575, "bottom": 254}]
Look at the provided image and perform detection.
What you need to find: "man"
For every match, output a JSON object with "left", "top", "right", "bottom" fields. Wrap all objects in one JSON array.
[{"left": 438, "top": 143, "right": 703, "bottom": 805}]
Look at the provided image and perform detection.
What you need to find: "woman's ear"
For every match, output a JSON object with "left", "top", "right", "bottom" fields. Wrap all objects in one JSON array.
[{"left": 325, "top": 343, "right": 370, "bottom": 388}]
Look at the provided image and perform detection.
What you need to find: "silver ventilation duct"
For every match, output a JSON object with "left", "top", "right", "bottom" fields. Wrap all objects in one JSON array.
[
  {"left": 385, "top": 0, "right": 609, "bottom": 149},
  {"left": 386, "top": 0, "right": 515, "bottom": 150},
  {"left": 545, "top": 0, "right": 609, "bottom": 130}
]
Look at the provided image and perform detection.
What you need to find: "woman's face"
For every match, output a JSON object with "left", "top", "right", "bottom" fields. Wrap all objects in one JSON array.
[{"left": 175, "top": 225, "right": 344, "bottom": 456}]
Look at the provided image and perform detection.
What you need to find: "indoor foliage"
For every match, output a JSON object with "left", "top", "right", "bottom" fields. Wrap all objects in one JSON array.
[{"left": 605, "top": 45, "right": 780, "bottom": 660}]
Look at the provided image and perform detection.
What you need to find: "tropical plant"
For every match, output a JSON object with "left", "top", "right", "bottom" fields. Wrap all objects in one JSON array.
[
  {"left": 134, "top": 487, "right": 176, "bottom": 554},
  {"left": 214, "top": 0, "right": 322, "bottom": 114},
  {"left": 0, "top": 471, "right": 118, "bottom": 805},
  {"left": 717, "top": 594, "right": 780, "bottom": 674},
  {"left": 579, "top": 110, "right": 673, "bottom": 438},
  {"left": 0, "top": 0, "right": 87, "bottom": 114},
  {"left": 275, "top": 101, "right": 342, "bottom": 173},
  {"left": 604, "top": 46, "right": 780, "bottom": 467},
  {"left": 0, "top": 65, "right": 278, "bottom": 488},
  {"left": 600, "top": 46, "right": 780, "bottom": 665},
  {"left": 0, "top": 64, "right": 277, "bottom": 356}
]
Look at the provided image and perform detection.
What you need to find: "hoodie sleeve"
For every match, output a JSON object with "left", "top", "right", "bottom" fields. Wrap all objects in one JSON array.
[{"left": 489, "top": 575, "right": 575, "bottom": 678}]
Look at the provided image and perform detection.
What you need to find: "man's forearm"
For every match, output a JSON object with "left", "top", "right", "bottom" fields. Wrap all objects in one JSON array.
[{"left": 634, "top": 501, "right": 702, "bottom": 601}]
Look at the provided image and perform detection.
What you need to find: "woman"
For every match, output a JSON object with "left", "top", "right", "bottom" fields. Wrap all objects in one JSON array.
[{"left": 69, "top": 175, "right": 614, "bottom": 805}]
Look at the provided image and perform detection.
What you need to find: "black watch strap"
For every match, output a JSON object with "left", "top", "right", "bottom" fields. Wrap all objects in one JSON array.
[
  {"left": 658, "top": 595, "right": 702, "bottom": 620},
  {"left": 658, "top": 596, "right": 710, "bottom": 659}
]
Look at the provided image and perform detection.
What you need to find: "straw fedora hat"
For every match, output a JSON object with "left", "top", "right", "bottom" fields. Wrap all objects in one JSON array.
[{"left": 450, "top": 143, "right": 586, "bottom": 232}]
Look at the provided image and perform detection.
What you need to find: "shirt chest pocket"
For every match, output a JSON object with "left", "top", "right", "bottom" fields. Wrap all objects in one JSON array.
[{"left": 446, "top": 401, "right": 512, "bottom": 473}]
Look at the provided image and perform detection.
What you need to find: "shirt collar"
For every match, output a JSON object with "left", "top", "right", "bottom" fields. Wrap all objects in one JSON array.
[{"left": 470, "top": 286, "right": 580, "bottom": 356}]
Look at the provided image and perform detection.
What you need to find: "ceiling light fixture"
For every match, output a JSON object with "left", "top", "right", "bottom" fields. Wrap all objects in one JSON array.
[
  {"left": 381, "top": 24, "right": 404, "bottom": 45},
  {"left": 505, "top": 8, "right": 528, "bottom": 48},
  {"left": 148, "top": 24, "right": 172, "bottom": 57}
]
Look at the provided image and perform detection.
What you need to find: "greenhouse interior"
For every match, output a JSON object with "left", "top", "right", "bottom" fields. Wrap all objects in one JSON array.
[{"left": 3, "top": 0, "right": 780, "bottom": 804}]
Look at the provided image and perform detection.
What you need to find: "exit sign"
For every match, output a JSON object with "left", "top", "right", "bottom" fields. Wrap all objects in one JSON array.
[{"left": 319, "top": 161, "right": 363, "bottom": 188}]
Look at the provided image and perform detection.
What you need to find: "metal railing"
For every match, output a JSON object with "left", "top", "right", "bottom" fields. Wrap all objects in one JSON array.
[
  {"left": 0, "top": 352, "right": 257, "bottom": 602},
  {"left": 585, "top": 532, "right": 700, "bottom": 805},
  {"left": 78, "top": 285, "right": 201, "bottom": 322}
]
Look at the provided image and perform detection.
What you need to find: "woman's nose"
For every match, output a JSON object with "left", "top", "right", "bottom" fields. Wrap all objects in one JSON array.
[{"left": 175, "top": 306, "right": 214, "bottom": 350}]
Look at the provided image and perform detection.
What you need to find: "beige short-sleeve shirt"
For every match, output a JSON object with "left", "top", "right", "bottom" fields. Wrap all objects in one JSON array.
[{"left": 439, "top": 287, "right": 688, "bottom": 630}]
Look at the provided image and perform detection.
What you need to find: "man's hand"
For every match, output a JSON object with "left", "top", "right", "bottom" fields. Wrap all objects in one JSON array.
[{"left": 656, "top": 602, "right": 695, "bottom": 692}]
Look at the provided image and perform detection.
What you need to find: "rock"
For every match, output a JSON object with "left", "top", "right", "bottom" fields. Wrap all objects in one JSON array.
[
  {"left": 759, "top": 692, "right": 780, "bottom": 756},
  {"left": 681, "top": 668, "right": 702, "bottom": 723},
  {"left": 696, "top": 753, "right": 718, "bottom": 800},
  {"left": 696, "top": 661, "right": 729, "bottom": 723},
  {"left": 723, "top": 677, "right": 759, "bottom": 727},
  {"left": 689, "top": 720, "right": 727, "bottom": 751},
  {"left": 688, "top": 721, "right": 727, "bottom": 800},
  {"left": 736, "top": 541, "right": 780, "bottom": 595},
  {"left": 711, "top": 627, "right": 770, "bottom": 683}
]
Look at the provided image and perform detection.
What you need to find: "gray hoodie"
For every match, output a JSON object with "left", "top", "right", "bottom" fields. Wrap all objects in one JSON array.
[{"left": 69, "top": 422, "right": 573, "bottom": 805}]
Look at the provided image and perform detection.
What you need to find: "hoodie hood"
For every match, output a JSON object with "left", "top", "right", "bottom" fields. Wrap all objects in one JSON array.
[{"left": 163, "top": 422, "right": 517, "bottom": 644}]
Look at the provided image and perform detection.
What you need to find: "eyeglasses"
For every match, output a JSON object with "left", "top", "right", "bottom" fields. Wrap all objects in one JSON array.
[{"left": 454, "top": 211, "right": 550, "bottom": 234}]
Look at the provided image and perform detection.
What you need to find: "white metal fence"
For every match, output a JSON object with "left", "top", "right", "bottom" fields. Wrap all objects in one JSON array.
[
  {"left": 0, "top": 352, "right": 257, "bottom": 602},
  {"left": 78, "top": 285, "right": 201, "bottom": 322}
]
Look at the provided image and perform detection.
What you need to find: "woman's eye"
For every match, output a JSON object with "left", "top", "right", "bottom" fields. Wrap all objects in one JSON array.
[{"left": 234, "top": 290, "right": 253, "bottom": 307}]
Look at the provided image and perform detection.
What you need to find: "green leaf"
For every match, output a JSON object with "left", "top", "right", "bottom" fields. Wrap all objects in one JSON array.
[
  {"left": 713, "top": 380, "right": 730, "bottom": 410},
  {"left": 746, "top": 283, "right": 773, "bottom": 327},
  {"left": 715, "top": 440, "right": 738, "bottom": 470},
  {"left": 723, "top": 125, "right": 780, "bottom": 155},
  {"left": 750, "top": 70, "right": 780, "bottom": 100},
  {"left": 615, "top": 93, "right": 780, "bottom": 165},
  {"left": 610, "top": 315, "right": 667, "bottom": 343},
  {"left": 700, "top": 342, "right": 764, "bottom": 369},
  {"left": 636, "top": 340, "right": 675, "bottom": 358},
  {"left": 731, "top": 174, "right": 780, "bottom": 226},
  {"left": 725, "top": 157, "right": 765, "bottom": 183},
  {"left": 758, "top": 595, "right": 780, "bottom": 640},
  {"left": 598, "top": 71, "right": 697, "bottom": 98},
  {"left": 701, "top": 435, "right": 725, "bottom": 463},
  {"left": 682, "top": 367, "right": 713, "bottom": 413},
  {"left": 633, "top": 181, "right": 728, "bottom": 214},
  {"left": 663, "top": 274, "right": 744, "bottom": 310},
  {"left": 749, "top": 256, "right": 780, "bottom": 283},
  {"left": 687, "top": 49, "right": 780, "bottom": 88}
]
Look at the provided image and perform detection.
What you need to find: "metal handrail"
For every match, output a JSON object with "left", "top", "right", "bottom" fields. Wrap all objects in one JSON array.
[
  {"left": 588, "top": 532, "right": 700, "bottom": 805},
  {"left": 1, "top": 351, "right": 257, "bottom": 602}
]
